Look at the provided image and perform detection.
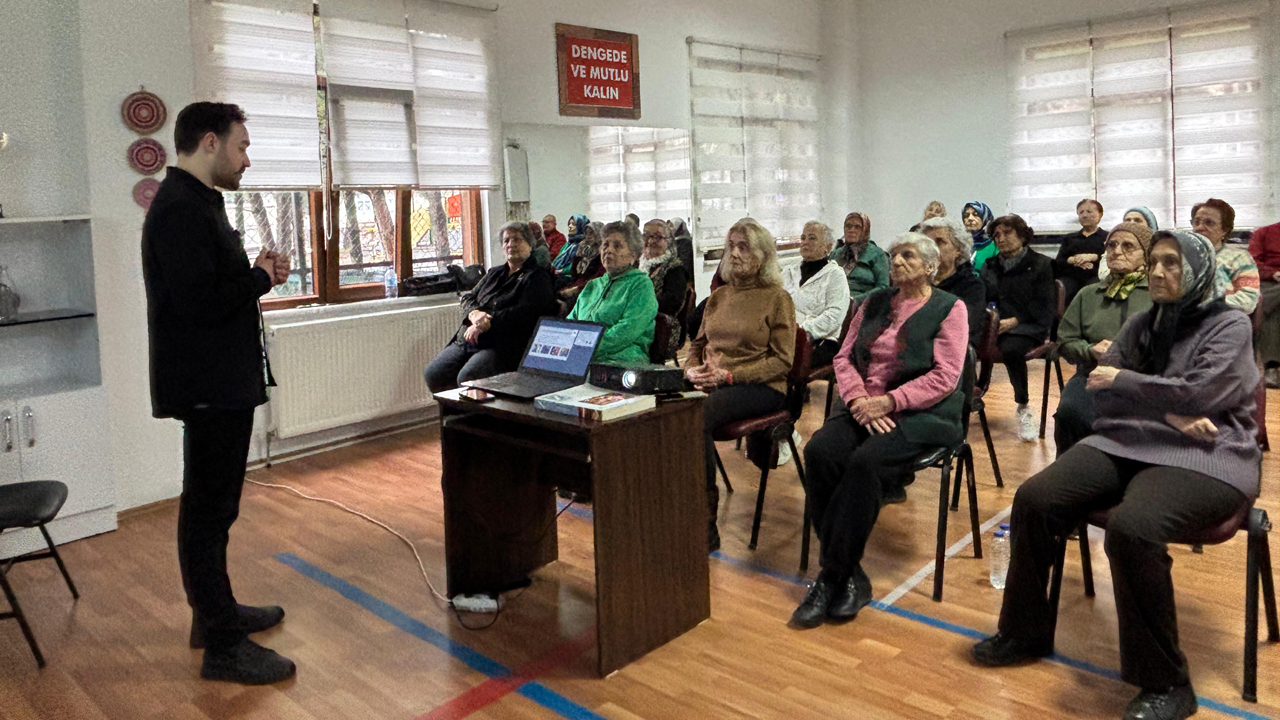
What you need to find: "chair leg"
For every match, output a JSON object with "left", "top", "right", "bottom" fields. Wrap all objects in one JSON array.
[
  {"left": 824, "top": 379, "right": 835, "bottom": 418},
  {"left": 39, "top": 525, "right": 78, "bottom": 600},
  {"left": 965, "top": 448, "right": 982, "bottom": 560},
  {"left": 800, "top": 498, "right": 812, "bottom": 573},
  {"left": 1254, "top": 509, "right": 1279, "bottom": 642},
  {"left": 1048, "top": 534, "right": 1068, "bottom": 640},
  {"left": 735, "top": 438, "right": 742, "bottom": 451},
  {"left": 714, "top": 448, "right": 733, "bottom": 494},
  {"left": 748, "top": 456, "right": 771, "bottom": 551},
  {"left": 0, "top": 569, "right": 45, "bottom": 669},
  {"left": 1054, "top": 357, "right": 1065, "bottom": 391},
  {"left": 1039, "top": 358, "right": 1051, "bottom": 439},
  {"left": 950, "top": 460, "right": 962, "bottom": 511},
  {"left": 978, "top": 408, "right": 1003, "bottom": 487},
  {"left": 1078, "top": 522, "right": 1095, "bottom": 598},
  {"left": 933, "top": 457, "right": 953, "bottom": 602},
  {"left": 1245, "top": 512, "right": 1262, "bottom": 703}
]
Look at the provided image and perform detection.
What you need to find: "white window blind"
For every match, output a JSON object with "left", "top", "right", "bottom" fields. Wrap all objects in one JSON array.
[
  {"left": 587, "top": 127, "right": 692, "bottom": 222},
  {"left": 688, "top": 41, "right": 821, "bottom": 249},
  {"left": 1008, "top": 1, "right": 1274, "bottom": 231},
  {"left": 193, "top": 0, "right": 322, "bottom": 187}
]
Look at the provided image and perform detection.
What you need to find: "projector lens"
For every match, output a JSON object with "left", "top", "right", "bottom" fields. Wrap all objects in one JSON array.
[{"left": 622, "top": 370, "right": 638, "bottom": 389}]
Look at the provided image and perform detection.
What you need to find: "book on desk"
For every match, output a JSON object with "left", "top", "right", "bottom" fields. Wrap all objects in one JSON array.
[{"left": 534, "top": 383, "right": 656, "bottom": 422}]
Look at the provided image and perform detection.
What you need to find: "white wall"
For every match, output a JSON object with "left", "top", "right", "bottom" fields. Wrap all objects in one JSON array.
[
  {"left": 853, "top": 0, "right": 1174, "bottom": 235},
  {"left": 502, "top": 124, "right": 589, "bottom": 225}
]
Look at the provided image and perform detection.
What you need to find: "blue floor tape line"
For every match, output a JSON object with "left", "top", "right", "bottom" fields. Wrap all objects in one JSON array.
[{"left": 275, "top": 552, "right": 607, "bottom": 720}]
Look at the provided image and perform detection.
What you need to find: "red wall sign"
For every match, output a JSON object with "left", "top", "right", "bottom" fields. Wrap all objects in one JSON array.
[{"left": 556, "top": 24, "right": 640, "bottom": 119}]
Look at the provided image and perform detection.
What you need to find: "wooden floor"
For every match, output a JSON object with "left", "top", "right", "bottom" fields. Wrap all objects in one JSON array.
[{"left": 3, "top": 362, "right": 1280, "bottom": 719}]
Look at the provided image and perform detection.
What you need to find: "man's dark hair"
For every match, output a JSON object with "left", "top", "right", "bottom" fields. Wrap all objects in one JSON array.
[{"left": 174, "top": 102, "right": 247, "bottom": 155}]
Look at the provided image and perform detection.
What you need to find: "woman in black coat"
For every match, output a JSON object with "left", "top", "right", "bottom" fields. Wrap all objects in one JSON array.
[
  {"left": 424, "top": 222, "right": 555, "bottom": 391},
  {"left": 981, "top": 214, "right": 1055, "bottom": 442},
  {"left": 922, "top": 215, "right": 986, "bottom": 349}
]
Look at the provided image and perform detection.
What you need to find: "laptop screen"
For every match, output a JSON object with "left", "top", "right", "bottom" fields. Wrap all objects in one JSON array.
[{"left": 519, "top": 318, "right": 603, "bottom": 378}]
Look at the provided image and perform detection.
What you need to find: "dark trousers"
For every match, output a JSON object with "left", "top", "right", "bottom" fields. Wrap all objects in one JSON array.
[
  {"left": 423, "top": 342, "right": 509, "bottom": 393},
  {"left": 802, "top": 402, "right": 928, "bottom": 577},
  {"left": 178, "top": 408, "right": 257, "bottom": 652},
  {"left": 998, "top": 333, "right": 1041, "bottom": 404},
  {"left": 998, "top": 444, "right": 1246, "bottom": 689},
  {"left": 809, "top": 336, "right": 841, "bottom": 369},
  {"left": 1052, "top": 373, "right": 1094, "bottom": 456},
  {"left": 703, "top": 385, "right": 786, "bottom": 533}
]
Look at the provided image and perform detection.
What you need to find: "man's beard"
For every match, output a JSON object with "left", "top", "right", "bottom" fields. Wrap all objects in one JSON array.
[{"left": 212, "top": 156, "right": 242, "bottom": 190}]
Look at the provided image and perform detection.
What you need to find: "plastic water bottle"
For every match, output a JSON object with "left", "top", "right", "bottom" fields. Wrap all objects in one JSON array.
[
  {"left": 383, "top": 267, "right": 398, "bottom": 299},
  {"left": 990, "top": 530, "right": 1009, "bottom": 590}
]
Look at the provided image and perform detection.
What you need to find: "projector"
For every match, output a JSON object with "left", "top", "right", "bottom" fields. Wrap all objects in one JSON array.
[{"left": 588, "top": 362, "right": 687, "bottom": 394}]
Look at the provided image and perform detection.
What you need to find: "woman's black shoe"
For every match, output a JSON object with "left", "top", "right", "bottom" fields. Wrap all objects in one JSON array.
[
  {"left": 970, "top": 632, "right": 1053, "bottom": 666},
  {"left": 790, "top": 571, "right": 838, "bottom": 628},
  {"left": 201, "top": 638, "right": 296, "bottom": 685},
  {"left": 1123, "top": 685, "right": 1197, "bottom": 720},
  {"left": 827, "top": 566, "right": 872, "bottom": 620}
]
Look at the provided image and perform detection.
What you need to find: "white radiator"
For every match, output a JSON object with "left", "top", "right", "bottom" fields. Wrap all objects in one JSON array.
[{"left": 265, "top": 303, "right": 464, "bottom": 439}]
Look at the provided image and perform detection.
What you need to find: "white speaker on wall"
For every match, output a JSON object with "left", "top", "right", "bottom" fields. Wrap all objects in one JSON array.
[{"left": 504, "top": 145, "right": 530, "bottom": 203}]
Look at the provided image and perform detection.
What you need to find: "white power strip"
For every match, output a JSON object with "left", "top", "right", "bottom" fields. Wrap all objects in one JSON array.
[{"left": 452, "top": 594, "right": 499, "bottom": 613}]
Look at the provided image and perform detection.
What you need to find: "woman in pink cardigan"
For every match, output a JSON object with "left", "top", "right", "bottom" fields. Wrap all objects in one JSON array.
[{"left": 791, "top": 232, "right": 968, "bottom": 629}]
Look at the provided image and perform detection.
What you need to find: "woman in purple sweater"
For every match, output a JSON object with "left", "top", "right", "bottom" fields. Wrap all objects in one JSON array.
[{"left": 972, "top": 230, "right": 1259, "bottom": 720}]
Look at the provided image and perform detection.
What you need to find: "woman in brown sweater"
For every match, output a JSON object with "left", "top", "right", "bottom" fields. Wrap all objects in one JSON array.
[{"left": 686, "top": 218, "right": 797, "bottom": 552}]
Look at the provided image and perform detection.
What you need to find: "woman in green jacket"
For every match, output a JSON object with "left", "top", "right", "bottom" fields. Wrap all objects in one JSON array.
[
  {"left": 1053, "top": 221, "right": 1154, "bottom": 455},
  {"left": 568, "top": 220, "right": 658, "bottom": 365},
  {"left": 830, "top": 212, "right": 889, "bottom": 300}
]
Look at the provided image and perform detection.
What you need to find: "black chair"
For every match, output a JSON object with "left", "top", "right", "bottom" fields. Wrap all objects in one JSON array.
[
  {"left": 1049, "top": 502, "right": 1277, "bottom": 702},
  {"left": 971, "top": 307, "right": 1005, "bottom": 488},
  {"left": 649, "top": 312, "right": 675, "bottom": 364},
  {"left": 0, "top": 480, "right": 80, "bottom": 668},
  {"left": 1024, "top": 279, "right": 1067, "bottom": 439},
  {"left": 713, "top": 331, "right": 812, "bottom": 569},
  {"left": 805, "top": 302, "right": 855, "bottom": 418}
]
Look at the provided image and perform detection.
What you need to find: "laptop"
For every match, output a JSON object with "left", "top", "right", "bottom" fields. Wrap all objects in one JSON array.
[{"left": 464, "top": 317, "right": 605, "bottom": 400}]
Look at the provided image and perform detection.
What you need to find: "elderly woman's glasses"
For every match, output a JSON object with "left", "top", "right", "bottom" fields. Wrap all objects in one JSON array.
[{"left": 1104, "top": 239, "right": 1142, "bottom": 254}]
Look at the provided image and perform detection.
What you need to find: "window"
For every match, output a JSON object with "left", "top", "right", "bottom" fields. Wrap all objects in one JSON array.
[
  {"left": 587, "top": 127, "right": 692, "bottom": 223},
  {"left": 688, "top": 40, "right": 822, "bottom": 250},
  {"left": 192, "top": 0, "right": 498, "bottom": 309},
  {"left": 1008, "top": 1, "right": 1275, "bottom": 231}
]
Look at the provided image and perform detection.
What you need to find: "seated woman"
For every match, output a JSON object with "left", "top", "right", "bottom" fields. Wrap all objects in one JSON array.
[
  {"left": 528, "top": 221, "right": 551, "bottom": 268},
  {"left": 963, "top": 201, "right": 998, "bottom": 271},
  {"left": 782, "top": 221, "right": 851, "bottom": 368},
  {"left": 552, "top": 213, "right": 589, "bottom": 275},
  {"left": 567, "top": 221, "right": 658, "bottom": 366},
  {"left": 921, "top": 215, "right": 985, "bottom": 348},
  {"left": 424, "top": 222, "right": 554, "bottom": 392},
  {"left": 686, "top": 218, "right": 796, "bottom": 552},
  {"left": 670, "top": 217, "right": 696, "bottom": 280},
  {"left": 1054, "top": 199, "right": 1107, "bottom": 305},
  {"left": 640, "top": 219, "right": 690, "bottom": 316},
  {"left": 830, "top": 212, "right": 889, "bottom": 301},
  {"left": 792, "top": 232, "right": 967, "bottom": 628},
  {"left": 1053, "top": 222, "right": 1154, "bottom": 455},
  {"left": 558, "top": 220, "right": 605, "bottom": 306},
  {"left": 973, "top": 230, "right": 1258, "bottom": 720},
  {"left": 1098, "top": 207, "right": 1160, "bottom": 283},
  {"left": 980, "top": 214, "right": 1055, "bottom": 442},
  {"left": 1192, "top": 198, "right": 1259, "bottom": 313}
]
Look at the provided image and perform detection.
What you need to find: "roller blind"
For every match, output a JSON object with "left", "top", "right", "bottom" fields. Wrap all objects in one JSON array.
[
  {"left": 1008, "top": 1, "right": 1275, "bottom": 231},
  {"left": 193, "top": 0, "right": 322, "bottom": 187},
  {"left": 587, "top": 126, "right": 692, "bottom": 222},
  {"left": 688, "top": 40, "right": 821, "bottom": 249}
]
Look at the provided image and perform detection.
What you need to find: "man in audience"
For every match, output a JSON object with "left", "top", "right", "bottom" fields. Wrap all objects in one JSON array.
[
  {"left": 568, "top": 221, "right": 658, "bottom": 365},
  {"left": 541, "top": 214, "right": 567, "bottom": 260},
  {"left": 142, "top": 102, "right": 296, "bottom": 685},
  {"left": 973, "top": 230, "right": 1258, "bottom": 720},
  {"left": 1248, "top": 220, "right": 1280, "bottom": 386},
  {"left": 424, "top": 222, "right": 555, "bottom": 392}
]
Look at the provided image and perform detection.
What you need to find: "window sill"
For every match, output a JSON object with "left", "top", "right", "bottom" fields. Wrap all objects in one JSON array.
[{"left": 264, "top": 294, "right": 462, "bottom": 325}]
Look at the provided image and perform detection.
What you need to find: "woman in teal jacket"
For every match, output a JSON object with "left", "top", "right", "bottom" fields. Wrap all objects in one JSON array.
[
  {"left": 568, "top": 220, "right": 658, "bottom": 365},
  {"left": 830, "top": 211, "right": 889, "bottom": 300}
]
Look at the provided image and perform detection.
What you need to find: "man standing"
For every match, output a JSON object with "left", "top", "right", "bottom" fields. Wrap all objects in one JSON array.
[
  {"left": 542, "top": 214, "right": 567, "bottom": 260},
  {"left": 142, "top": 102, "right": 295, "bottom": 685}
]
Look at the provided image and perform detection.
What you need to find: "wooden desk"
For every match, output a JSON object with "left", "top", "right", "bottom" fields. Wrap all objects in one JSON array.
[{"left": 434, "top": 389, "right": 710, "bottom": 676}]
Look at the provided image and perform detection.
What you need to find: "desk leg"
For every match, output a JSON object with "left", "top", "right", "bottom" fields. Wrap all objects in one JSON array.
[
  {"left": 591, "top": 402, "right": 711, "bottom": 675},
  {"left": 441, "top": 423, "right": 559, "bottom": 597}
]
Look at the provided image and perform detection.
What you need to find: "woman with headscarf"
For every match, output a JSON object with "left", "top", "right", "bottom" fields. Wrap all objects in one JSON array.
[
  {"left": 1052, "top": 222, "right": 1154, "bottom": 455},
  {"left": 963, "top": 201, "right": 998, "bottom": 272},
  {"left": 552, "top": 213, "right": 590, "bottom": 275},
  {"left": 670, "top": 217, "right": 696, "bottom": 280},
  {"left": 830, "top": 212, "right": 889, "bottom": 301},
  {"left": 1099, "top": 207, "right": 1160, "bottom": 283},
  {"left": 558, "top": 220, "right": 605, "bottom": 308},
  {"left": 973, "top": 230, "right": 1257, "bottom": 720},
  {"left": 528, "top": 221, "right": 551, "bottom": 269}
]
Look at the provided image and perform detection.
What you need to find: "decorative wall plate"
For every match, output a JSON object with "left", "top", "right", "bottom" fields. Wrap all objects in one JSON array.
[
  {"left": 133, "top": 178, "right": 161, "bottom": 211},
  {"left": 121, "top": 88, "right": 167, "bottom": 134},
  {"left": 127, "top": 138, "right": 166, "bottom": 175}
]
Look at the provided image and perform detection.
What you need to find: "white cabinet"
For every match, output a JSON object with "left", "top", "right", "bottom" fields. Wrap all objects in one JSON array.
[{"left": 0, "top": 386, "right": 116, "bottom": 558}]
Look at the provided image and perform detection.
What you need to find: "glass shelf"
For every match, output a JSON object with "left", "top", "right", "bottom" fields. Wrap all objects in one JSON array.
[{"left": 0, "top": 309, "right": 95, "bottom": 328}]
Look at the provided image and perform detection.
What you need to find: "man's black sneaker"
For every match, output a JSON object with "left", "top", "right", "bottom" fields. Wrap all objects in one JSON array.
[{"left": 200, "top": 638, "right": 296, "bottom": 685}]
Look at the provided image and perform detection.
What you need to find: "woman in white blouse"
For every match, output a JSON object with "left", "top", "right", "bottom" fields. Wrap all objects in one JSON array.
[{"left": 783, "top": 221, "right": 853, "bottom": 368}]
